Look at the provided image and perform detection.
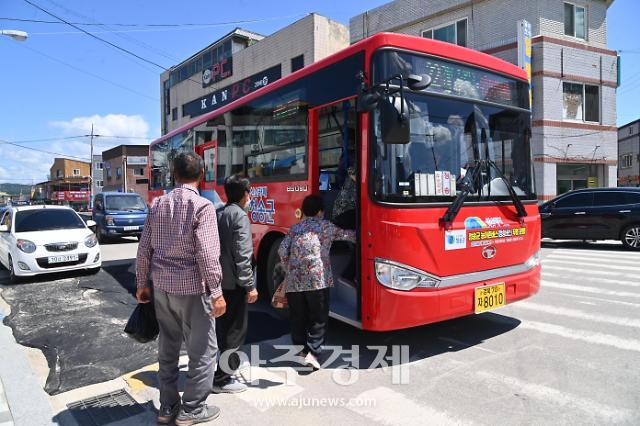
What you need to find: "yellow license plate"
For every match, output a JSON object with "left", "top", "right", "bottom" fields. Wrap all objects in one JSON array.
[{"left": 475, "top": 283, "right": 506, "bottom": 313}]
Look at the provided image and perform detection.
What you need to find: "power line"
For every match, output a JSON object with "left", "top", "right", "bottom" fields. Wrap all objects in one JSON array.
[
  {"left": 0, "top": 139, "right": 90, "bottom": 161},
  {"left": 0, "top": 15, "right": 302, "bottom": 27},
  {"left": 23, "top": 0, "right": 167, "bottom": 71}
]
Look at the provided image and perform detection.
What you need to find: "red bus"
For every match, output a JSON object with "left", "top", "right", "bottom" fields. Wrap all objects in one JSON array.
[{"left": 148, "top": 33, "right": 540, "bottom": 331}]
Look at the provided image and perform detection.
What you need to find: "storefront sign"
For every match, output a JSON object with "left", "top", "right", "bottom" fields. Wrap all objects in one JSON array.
[
  {"left": 127, "top": 156, "right": 148, "bottom": 165},
  {"left": 183, "top": 65, "right": 282, "bottom": 118},
  {"left": 51, "top": 191, "right": 90, "bottom": 201},
  {"left": 517, "top": 19, "right": 532, "bottom": 106},
  {"left": 202, "top": 57, "right": 233, "bottom": 87}
]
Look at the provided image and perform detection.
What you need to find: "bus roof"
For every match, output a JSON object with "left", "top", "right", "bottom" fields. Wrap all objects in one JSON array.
[{"left": 152, "top": 32, "right": 528, "bottom": 146}]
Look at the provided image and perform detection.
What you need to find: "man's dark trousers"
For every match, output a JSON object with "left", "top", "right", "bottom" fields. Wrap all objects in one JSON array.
[{"left": 213, "top": 288, "right": 248, "bottom": 385}]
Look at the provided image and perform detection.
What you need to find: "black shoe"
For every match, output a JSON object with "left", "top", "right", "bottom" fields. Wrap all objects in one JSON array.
[{"left": 156, "top": 402, "right": 180, "bottom": 425}]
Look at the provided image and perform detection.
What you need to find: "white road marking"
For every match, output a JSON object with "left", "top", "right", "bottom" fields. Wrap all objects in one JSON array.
[
  {"left": 543, "top": 258, "right": 640, "bottom": 272},
  {"left": 541, "top": 271, "right": 640, "bottom": 288},
  {"left": 546, "top": 253, "right": 640, "bottom": 267},
  {"left": 349, "top": 386, "right": 469, "bottom": 426},
  {"left": 519, "top": 320, "right": 640, "bottom": 352},
  {"left": 543, "top": 249, "right": 640, "bottom": 260},
  {"left": 514, "top": 301, "right": 640, "bottom": 328},
  {"left": 475, "top": 371, "right": 632, "bottom": 423},
  {"left": 541, "top": 280, "right": 640, "bottom": 298},
  {"left": 543, "top": 290, "right": 640, "bottom": 308},
  {"left": 541, "top": 264, "right": 638, "bottom": 281}
]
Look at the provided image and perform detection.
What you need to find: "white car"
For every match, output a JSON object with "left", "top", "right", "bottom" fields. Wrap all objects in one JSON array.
[{"left": 0, "top": 205, "right": 101, "bottom": 282}]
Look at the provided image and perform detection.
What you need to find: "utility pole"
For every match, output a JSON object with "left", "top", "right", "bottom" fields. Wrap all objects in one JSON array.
[
  {"left": 89, "top": 124, "right": 94, "bottom": 209},
  {"left": 123, "top": 154, "right": 128, "bottom": 192}
]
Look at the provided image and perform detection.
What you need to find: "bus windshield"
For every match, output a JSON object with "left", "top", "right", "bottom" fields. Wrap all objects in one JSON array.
[{"left": 371, "top": 51, "right": 535, "bottom": 203}]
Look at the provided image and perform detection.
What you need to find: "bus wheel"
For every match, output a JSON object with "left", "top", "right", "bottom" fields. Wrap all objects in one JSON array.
[{"left": 265, "top": 237, "right": 288, "bottom": 318}]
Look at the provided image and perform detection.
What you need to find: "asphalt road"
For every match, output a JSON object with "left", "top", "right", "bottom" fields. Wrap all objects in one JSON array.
[{"left": 1, "top": 238, "right": 639, "bottom": 424}]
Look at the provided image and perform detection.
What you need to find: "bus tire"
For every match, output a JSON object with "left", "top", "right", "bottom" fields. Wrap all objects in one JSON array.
[{"left": 265, "top": 237, "right": 288, "bottom": 318}]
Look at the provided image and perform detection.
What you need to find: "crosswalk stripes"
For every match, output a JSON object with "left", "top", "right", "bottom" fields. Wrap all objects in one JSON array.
[
  {"left": 543, "top": 258, "right": 640, "bottom": 272},
  {"left": 348, "top": 386, "right": 467, "bottom": 426},
  {"left": 544, "top": 290, "right": 640, "bottom": 308},
  {"left": 543, "top": 271, "right": 640, "bottom": 288},
  {"left": 540, "top": 280, "right": 640, "bottom": 298},
  {"left": 545, "top": 253, "right": 640, "bottom": 266},
  {"left": 514, "top": 301, "right": 640, "bottom": 328},
  {"left": 542, "top": 248, "right": 640, "bottom": 259}
]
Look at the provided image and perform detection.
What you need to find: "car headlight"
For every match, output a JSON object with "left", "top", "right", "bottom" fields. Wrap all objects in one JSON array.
[
  {"left": 16, "top": 239, "right": 37, "bottom": 254},
  {"left": 525, "top": 250, "right": 541, "bottom": 268},
  {"left": 375, "top": 258, "right": 439, "bottom": 291},
  {"left": 84, "top": 234, "right": 98, "bottom": 248},
  {"left": 106, "top": 215, "right": 115, "bottom": 226}
]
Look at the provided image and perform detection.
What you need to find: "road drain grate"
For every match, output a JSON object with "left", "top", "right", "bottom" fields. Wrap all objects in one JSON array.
[{"left": 66, "top": 389, "right": 146, "bottom": 426}]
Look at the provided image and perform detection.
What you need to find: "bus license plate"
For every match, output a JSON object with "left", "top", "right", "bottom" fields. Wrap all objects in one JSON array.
[
  {"left": 123, "top": 226, "right": 139, "bottom": 231},
  {"left": 475, "top": 283, "right": 506, "bottom": 313},
  {"left": 48, "top": 254, "right": 79, "bottom": 264}
]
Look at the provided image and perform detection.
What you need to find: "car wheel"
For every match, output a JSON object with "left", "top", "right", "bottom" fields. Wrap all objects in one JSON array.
[
  {"left": 8, "top": 255, "right": 20, "bottom": 284},
  {"left": 621, "top": 224, "right": 640, "bottom": 250},
  {"left": 265, "top": 237, "right": 288, "bottom": 318}
]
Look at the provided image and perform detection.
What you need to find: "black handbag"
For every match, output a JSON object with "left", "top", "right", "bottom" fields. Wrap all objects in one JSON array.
[{"left": 124, "top": 302, "right": 159, "bottom": 343}]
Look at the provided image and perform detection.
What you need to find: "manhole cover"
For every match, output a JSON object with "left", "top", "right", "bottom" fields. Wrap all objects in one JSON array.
[{"left": 66, "top": 389, "right": 146, "bottom": 426}]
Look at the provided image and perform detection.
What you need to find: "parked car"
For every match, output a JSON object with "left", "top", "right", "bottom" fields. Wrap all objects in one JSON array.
[
  {"left": 0, "top": 205, "right": 101, "bottom": 282},
  {"left": 92, "top": 192, "right": 148, "bottom": 243},
  {"left": 539, "top": 187, "right": 640, "bottom": 250}
]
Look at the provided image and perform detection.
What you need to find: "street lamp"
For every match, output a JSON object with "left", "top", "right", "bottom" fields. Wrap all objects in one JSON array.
[{"left": 0, "top": 30, "right": 28, "bottom": 42}]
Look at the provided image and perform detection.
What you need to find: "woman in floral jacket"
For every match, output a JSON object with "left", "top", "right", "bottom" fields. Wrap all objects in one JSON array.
[{"left": 278, "top": 194, "right": 356, "bottom": 369}]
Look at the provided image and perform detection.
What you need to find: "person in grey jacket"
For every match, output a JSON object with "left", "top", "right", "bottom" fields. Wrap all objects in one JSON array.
[{"left": 213, "top": 175, "right": 257, "bottom": 393}]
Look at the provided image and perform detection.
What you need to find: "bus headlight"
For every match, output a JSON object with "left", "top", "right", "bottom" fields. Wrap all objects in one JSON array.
[
  {"left": 375, "top": 258, "right": 439, "bottom": 291},
  {"left": 525, "top": 250, "right": 541, "bottom": 269}
]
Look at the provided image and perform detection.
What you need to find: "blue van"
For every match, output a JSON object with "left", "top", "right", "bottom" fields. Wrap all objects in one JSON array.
[{"left": 92, "top": 192, "right": 148, "bottom": 242}]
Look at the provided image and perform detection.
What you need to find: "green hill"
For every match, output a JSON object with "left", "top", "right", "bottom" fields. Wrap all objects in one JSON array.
[{"left": 0, "top": 183, "right": 32, "bottom": 196}]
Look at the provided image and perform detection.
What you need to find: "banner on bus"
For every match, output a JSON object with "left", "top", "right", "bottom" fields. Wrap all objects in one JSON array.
[{"left": 183, "top": 65, "right": 282, "bottom": 118}]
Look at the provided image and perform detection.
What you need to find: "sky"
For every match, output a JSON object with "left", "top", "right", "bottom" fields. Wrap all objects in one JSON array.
[{"left": 0, "top": 0, "right": 638, "bottom": 185}]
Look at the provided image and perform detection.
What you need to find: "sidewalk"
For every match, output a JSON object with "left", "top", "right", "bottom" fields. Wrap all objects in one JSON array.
[
  {"left": 0, "top": 295, "right": 56, "bottom": 426},
  {"left": 0, "top": 378, "right": 14, "bottom": 426}
]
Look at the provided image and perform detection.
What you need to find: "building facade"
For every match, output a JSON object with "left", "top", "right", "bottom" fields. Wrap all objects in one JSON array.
[
  {"left": 160, "top": 14, "right": 349, "bottom": 135},
  {"left": 618, "top": 119, "right": 640, "bottom": 186},
  {"left": 102, "top": 145, "right": 149, "bottom": 200},
  {"left": 351, "top": 0, "right": 617, "bottom": 199},
  {"left": 91, "top": 154, "right": 104, "bottom": 200},
  {"left": 32, "top": 158, "right": 91, "bottom": 207}
]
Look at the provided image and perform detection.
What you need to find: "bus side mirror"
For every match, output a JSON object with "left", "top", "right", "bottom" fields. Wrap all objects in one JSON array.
[
  {"left": 380, "top": 97, "right": 410, "bottom": 144},
  {"left": 357, "top": 91, "right": 380, "bottom": 112}
]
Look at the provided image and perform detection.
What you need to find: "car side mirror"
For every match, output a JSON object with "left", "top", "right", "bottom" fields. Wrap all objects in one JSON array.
[
  {"left": 0, "top": 225, "right": 8, "bottom": 232},
  {"left": 86, "top": 220, "right": 97, "bottom": 228}
]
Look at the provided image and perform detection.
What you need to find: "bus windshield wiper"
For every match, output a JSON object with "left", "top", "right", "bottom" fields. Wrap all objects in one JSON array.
[
  {"left": 440, "top": 159, "right": 528, "bottom": 225},
  {"left": 440, "top": 160, "right": 484, "bottom": 224},
  {"left": 486, "top": 159, "right": 527, "bottom": 219}
]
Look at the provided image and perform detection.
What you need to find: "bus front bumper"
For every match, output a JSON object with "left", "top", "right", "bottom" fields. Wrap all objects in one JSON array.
[{"left": 362, "top": 264, "right": 541, "bottom": 331}]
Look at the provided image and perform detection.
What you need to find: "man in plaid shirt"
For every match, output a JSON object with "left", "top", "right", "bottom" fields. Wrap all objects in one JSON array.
[{"left": 136, "top": 152, "right": 226, "bottom": 426}]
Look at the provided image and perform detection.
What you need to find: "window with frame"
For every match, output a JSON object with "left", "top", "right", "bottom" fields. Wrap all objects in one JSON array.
[
  {"left": 73, "top": 169, "right": 80, "bottom": 176},
  {"left": 133, "top": 168, "right": 144, "bottom": 176},
  {"left": 562, "top": 82, "right": 599, "bottom": 122},
  {"left": 621, "top": 154, "right": 633, "bottom": 168},
  {"left": 291, "top": 55, "right": 304, "bottom": 72},
  {"left": 96, "top": 162, "right": 103, "bottom": 170},
  {"left": 564, "top": 3, "right": 586, "bottom": 39},
  {"left": 56, "top": 169, "right": 61, "bottom": 178},
  {"left": 116, "top": 167, "right": 122, "bottom": 177},
  {"left": 96, "top": 180, "right": 104, "bottom": 187},
  {"left": 422, "top": 18, "right": 467, "bottom": 47},
  {"left": 172, "top": 107, "right": 178, "bottom": 121}
]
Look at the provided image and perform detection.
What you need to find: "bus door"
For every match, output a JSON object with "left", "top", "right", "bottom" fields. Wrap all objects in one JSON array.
[
  {"left": 312, "top": 98, "right": 360, "bottom": 325},
  {"left": 195, "top": 141, "right": 224, "bottom": 208}
]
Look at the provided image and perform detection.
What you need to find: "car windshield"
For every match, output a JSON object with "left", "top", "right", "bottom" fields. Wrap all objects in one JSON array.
[
  {"left": 105, "top": 195, "right": 146, "bottom": 211},
  {"left": 15, "top": 209, "right": 86, "bottom": 232}
]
